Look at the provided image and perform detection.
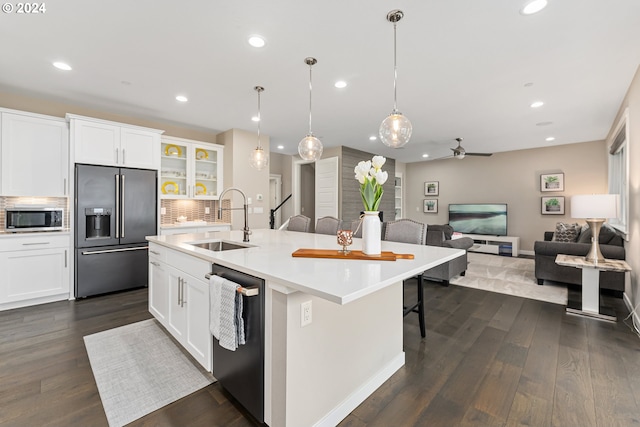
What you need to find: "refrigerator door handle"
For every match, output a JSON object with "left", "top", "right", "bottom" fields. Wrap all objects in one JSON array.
[
  {"left": 81, "top": 246, "right": 149, "bottom": 255},
  {"left": 121, "top": 174, "right": 125, "bottom": 238},
  {"left": 115, "top": 174, "right": 120, "bottom": 239}
]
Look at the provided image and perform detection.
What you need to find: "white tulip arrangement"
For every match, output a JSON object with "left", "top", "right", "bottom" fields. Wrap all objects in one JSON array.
[{"left": 354, "top": 155, "right": 388, "bottom": 212}]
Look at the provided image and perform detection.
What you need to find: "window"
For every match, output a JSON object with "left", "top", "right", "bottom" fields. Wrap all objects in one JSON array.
[{"left": 608, "top": 109, "right": 629, "bottom": 236}]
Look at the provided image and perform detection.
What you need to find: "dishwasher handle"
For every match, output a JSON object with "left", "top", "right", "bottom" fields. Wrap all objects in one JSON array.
[{"left": 205, "top": 273, "right": 260, "bottom": 297}]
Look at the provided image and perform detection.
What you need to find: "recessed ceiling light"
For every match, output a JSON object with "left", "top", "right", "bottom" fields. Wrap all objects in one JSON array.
[
  {"left": 369, "top": 136, "right": 377, "bottom": 141},
  {"left": 175, "top": 95, "right": 188, "bottom": 102},
  {"left": 248, "top": 35, "right": 266, "bottom": 48},
  {"left": 277, "top": 145, "right": 284, "bottom": 150},
  {"left": 422, "top": 154, "right": 429, "bottom": 158},
  {"left": 545, "top": 136, "right": 556, "bottom": 142},
  {"left": 334, "top": 80, "right": 347, "bottom": 89},
  {"left": 530, "top": 101, "right": 544, "bottom": 108},
  {"left": 53, "top": 61, "right": 72, "bottom": 71},
  {"left": 520, "top": 0, "right": 548, "bottom": 15}
]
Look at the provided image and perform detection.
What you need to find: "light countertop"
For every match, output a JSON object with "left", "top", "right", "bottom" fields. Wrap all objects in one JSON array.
[{"left": 147, "top": 229, "right": 464, "bottom": 305}]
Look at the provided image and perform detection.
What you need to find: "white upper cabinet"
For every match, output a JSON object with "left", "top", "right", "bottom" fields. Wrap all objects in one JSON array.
[
  {"left": 160, "top": 136, "right": 223, "bottom": 200},
  {"left": 69, "top": 114, "right": 162, "bottom": 169},
  {"left": 1, "top": 110, "right": 69, "bottom": 197}
]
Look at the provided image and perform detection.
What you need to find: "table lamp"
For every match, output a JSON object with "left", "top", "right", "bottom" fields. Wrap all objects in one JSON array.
[{"left": 571, "top": 194, "right": 618, "bottom": 263}]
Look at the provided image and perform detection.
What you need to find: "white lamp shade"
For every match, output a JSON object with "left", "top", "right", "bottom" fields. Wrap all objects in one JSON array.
[{"left": 571, "top": 194, "right": 619, "bottom": 219}]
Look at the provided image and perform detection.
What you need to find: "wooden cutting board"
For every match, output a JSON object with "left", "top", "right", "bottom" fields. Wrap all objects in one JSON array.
[{"left": 292, "top": 248, "right": 414, "bottom": 261}]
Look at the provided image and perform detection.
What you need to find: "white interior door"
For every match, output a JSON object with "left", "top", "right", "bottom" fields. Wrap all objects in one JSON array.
[{"left": 315, "top": 157, "right": 339, "bottom": 220}]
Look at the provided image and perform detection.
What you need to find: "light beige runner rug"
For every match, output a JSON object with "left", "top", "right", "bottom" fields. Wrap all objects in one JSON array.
[{"left": 84, "top": 319, "right": 215, "bottom": 427}]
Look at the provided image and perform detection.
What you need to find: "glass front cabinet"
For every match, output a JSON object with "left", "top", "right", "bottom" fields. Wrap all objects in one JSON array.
[{"left": 160, "top": 136, "right": 223, "bottom": 200}]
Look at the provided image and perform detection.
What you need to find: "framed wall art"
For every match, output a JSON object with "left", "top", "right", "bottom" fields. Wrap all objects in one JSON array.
[
  {"left": 541, "top": 196, "right": 565, "bottom": 215},
  {"left": 540, "top": 173, "right": 564, "bottom": 192},
  {"left": 424, "top": 181, "right": 439, "bottom": 196},
  {"left": 423, "top": 199, "right": 438, "bottom": 213}
]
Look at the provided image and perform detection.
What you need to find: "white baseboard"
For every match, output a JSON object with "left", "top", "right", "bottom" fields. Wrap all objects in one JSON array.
[{"left": 312, "top": 352, "right": 405, "bottom": 427}]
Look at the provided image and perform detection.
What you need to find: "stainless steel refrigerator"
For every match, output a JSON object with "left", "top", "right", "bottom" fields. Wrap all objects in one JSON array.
[{"left": 75, "top": 164, "right": 157, "bottom": 298}]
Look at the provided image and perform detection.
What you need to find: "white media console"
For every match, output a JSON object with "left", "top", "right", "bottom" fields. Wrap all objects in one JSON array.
[{"left": 460, "top": 234, "right": 520, "bottom": 257}]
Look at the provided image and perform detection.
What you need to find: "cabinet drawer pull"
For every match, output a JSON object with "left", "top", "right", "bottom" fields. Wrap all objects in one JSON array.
[
  {"left": 22, "top": 242, "right": 50, "bottom": 246},
  {"left": 150, "top": 261, "right": 160, "bottom": 267},
  {"left": 150, "top": 250, "right": 161, "bottom": 255}
]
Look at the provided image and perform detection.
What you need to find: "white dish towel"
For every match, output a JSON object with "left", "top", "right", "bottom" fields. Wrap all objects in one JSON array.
[
  {"left": 209, "top": 275, "right": 224, "bottom": 340},
  {"left": 209, "top": 275, "right": 246, "bottom": 351}
]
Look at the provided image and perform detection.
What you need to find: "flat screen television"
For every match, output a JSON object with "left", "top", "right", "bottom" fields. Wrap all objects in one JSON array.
[{"left": 448, "top": 203, "right": 508, "bottom": 236}]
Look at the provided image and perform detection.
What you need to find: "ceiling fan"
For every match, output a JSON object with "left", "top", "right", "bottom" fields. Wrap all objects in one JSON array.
[{"left": 450, "top": 138, "right": 493, "bottom": 159}]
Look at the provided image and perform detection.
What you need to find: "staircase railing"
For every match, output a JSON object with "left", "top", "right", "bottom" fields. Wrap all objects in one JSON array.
[{"left": 270, "top": 194, "right": 292, "bottom": 229}]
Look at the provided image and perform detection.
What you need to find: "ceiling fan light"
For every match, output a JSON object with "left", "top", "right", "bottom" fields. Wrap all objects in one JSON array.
[
  {"left": 380, "top": 112, "right": 412, "bottom": 148},
  {"left": 298, "top": 134, "right": 323, "bottom": 161}
]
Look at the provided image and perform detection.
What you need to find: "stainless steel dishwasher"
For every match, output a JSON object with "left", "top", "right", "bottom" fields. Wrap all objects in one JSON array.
[{"left": 208, "top": 263, "right": 265, "bottom": 423}]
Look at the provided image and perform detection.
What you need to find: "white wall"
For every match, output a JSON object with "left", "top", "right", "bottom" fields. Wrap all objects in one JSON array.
[
  {"left": 607, "top": 65, "right": 640, "bottom": 327},
  {"left": 218, "top": 129, "right": 271, "bottom": 230}
]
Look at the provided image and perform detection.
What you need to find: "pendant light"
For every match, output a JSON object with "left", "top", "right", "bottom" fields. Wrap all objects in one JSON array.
[
  {"left": 379, "top": 9, "right": 412, "bottom": 148},
  {"left": 298, "top": 57, "right": 323, "bottom": 161},
  {"left": 249, "top": 86, "right": 269, "bottom": 170}
]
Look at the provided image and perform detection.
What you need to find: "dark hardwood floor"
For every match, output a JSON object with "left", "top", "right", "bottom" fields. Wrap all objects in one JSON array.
[{"left": 1, "top": 282, "right": 639, "bottom": 427}]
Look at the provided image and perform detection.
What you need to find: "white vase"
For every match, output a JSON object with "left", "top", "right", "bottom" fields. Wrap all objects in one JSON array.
[{"left": 362, "top": 211, "right": 381, "bottom": 256}]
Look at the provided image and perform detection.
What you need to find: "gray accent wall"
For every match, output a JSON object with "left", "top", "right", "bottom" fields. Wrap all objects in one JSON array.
[{"left": 341, "top": 147, "right": 396, "bottom": 223}]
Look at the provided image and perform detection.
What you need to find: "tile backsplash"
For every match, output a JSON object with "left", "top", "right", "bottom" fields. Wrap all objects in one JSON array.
[
  {"left": 160, "top": 199, "right": 231, "bottom": 225},
  {"left": 0, "top": 197, "right": 70, "bottom": 228}
]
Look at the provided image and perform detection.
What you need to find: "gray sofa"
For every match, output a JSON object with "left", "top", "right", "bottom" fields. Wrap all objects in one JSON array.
[
  {"left": 423, "top": 224, "right": 474, "bottom": 286},
  {"left": 534, "top": 224, "right": 626, "bottom": 294}
]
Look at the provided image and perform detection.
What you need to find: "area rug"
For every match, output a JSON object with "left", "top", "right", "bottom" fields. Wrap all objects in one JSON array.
[
  {"left": 450, "top": 252, "right": 568, "bottom": 305},
  {"left": 84, "top": 319, "right": 215, "bottom": 427}
]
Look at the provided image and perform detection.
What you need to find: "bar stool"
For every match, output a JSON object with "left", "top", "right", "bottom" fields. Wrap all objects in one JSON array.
[{"left": 383, "top": 219, "right": 428, "bottom": 337}]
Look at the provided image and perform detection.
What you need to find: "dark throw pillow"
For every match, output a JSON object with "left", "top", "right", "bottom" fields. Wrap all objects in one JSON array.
[
  {"left": 552, "top": 222, "right": 581, "bottom": 242},
  {"left": 577, "top": 223, "right": 618, "bottom": 244}
]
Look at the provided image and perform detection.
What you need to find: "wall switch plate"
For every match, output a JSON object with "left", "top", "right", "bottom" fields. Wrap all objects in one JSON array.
[
  {"left": 248, "top": 197, "right": 252, "bottom": 204},
  {"left": 301, "top": 300, "right": 312, "bottom": 327},
  {"left": 205, "top": 207, "right": 210, "bottom": 214},
  {"left": 254, "top": 207, "right": 263, "bottom": 214},
  {"left": 161, "top": 207, "right": 166, "bottom": 215}
]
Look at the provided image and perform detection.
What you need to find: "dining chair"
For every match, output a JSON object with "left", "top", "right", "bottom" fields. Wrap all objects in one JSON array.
[
  {"left": 383, "top": 219, "right": 428, "bottom": 337},
  {"left": 315, "top": 216, "right": 341, "bottom": 235},
  {"left": 286, "top": 215, "right": 311, "bottom": 232}
]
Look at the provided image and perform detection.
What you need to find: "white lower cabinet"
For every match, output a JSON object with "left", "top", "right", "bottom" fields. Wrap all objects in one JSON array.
[
  {"left": 148, "top": 243, "right": 212, "bottom": 371},
  {"left": 0, "top": 234, "right": 70, "bottom": 310}
]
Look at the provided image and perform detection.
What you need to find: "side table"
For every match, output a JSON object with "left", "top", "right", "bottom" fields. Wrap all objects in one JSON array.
[{"left": 555, "top": 254, "right": 631, "bottom": 322}]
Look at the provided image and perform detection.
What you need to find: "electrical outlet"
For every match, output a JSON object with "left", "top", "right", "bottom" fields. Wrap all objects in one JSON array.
[
  {"left": 205, "top": 207, "right": 210, "bottom": 214},
  {"left": 301, "top": 300, "right": 312, "bottom": 327}
]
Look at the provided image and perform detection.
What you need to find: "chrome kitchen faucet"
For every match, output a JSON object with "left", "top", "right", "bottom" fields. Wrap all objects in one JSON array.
[{"left": 218, "top": 187, "right": 251, "bottom": 242}]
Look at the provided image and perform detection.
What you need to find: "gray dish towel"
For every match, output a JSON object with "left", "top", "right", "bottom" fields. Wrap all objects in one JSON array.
[{"left": 218, "top": 278, "right": 246, "bottom": 351}]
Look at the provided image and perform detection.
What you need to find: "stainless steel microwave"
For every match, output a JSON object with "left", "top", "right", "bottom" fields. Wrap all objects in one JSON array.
[{"left": 5, "top": 208, "right": 64, "bottom": 232}]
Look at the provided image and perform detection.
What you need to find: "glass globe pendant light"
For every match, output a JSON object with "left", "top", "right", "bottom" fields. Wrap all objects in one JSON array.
[
  {"left": 298, "top": 57, "right": 323, "bottom": 161},
  {"left": 379, "top": 9, "right": 412, "bottom": 148},
  {"left": 249, "top": 85, "right": 269, "bottom": 170}
]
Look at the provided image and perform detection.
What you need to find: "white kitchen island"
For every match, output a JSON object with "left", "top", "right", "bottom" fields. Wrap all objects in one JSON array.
[{"left": 147, "top": 229, "right": 464, "bottom": 427}]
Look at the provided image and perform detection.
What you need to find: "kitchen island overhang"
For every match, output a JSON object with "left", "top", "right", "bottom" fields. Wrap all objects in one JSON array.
[{"left": 147, "top": 229, "right": 464, "bottom": 426}]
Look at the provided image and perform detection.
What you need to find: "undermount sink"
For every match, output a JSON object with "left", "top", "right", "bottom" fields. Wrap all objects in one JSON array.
[{"left": 187, "top": 240, "right": 251, "bottom": 252}]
